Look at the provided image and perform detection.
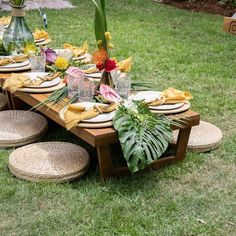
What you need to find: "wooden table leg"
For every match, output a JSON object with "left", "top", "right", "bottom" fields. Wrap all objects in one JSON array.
[
  {"left": 96, "top": 145, "right": 115, "bottom": 180},
  {"left": 5, "top": 90, "right": 14, "bottom": 109},
  {"left": 175, "top": 127, "right": 192, "bottom": 161}
]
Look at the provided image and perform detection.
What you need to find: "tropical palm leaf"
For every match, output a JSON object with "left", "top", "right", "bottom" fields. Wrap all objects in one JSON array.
[
  {"left": 113, "top": 102, "right": 173, "bottom": 173},
  {"left": 91, "top": 0, "right": 107, "bottom": 49}
]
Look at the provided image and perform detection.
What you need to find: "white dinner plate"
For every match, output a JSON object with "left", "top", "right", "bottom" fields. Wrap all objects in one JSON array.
[
  {"left": 0, "top": 59, "right": 30, "bottom": 69},
  {"left": 128, "top": 91, "right": 162, "bottom": 103},
  {"left": 149, "top": 102, "right": 185, "bottom": 111},
  {"left": 73, "top": 55, "right": 86, "bottom": 60},
  {"left": 35, "top": 39, "right": 51, "bottom": 46},
  {"left": 34, "top": 38, "right": 46, "bottom": 43},
  {"left": 60, "top": 102, "right": 116, "bottom": 123},
  {"left": 150, "top": 102, "right": 191, "bottom": 115},
  {"left": 23, "top": 72, "right": 61, "bottom": 88},
  {"left": 85, "top": 72, "right": 102, "bottom": 78},
  {"left": 17, "top": 81, "right": 66, "bottom": 93},
  {"left": 0, "top": 64, "right": 31, "bottom": 72}
]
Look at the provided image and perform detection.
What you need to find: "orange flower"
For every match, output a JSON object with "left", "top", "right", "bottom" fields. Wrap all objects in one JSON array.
[{"left": 92, "top": 48, "right": 108, "bottom": 65}]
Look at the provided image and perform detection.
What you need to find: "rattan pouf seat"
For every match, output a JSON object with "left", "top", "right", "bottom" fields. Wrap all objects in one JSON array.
[
  {"left": 9, "top": 142, "right": 90, "bottom": 182},
  {"left": 173, "top": 121, "right": 223, "bottom": 153},
  {"left": 0, "top": 110, "right": 48, "bottom": 148},
  {"left": 0, "top": 93, "right": 8, "bottom": 111}
]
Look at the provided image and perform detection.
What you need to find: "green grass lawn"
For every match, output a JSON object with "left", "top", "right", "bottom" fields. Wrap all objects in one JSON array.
[{"left": 0, "top": 0, "right": 236, "bottom": 235}]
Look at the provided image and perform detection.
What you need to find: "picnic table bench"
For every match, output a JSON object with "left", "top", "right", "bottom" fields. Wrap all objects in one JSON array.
[{"left": 0, "top": 73, "right": 200, "bottom": 180}]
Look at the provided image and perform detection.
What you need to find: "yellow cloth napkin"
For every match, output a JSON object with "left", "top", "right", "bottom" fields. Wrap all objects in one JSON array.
[
  {"left": 63, "top": 41, "right": 89, "bottom": 57},
  {"left": 148, "top": 88, "right": 192, "bottom": 106},
  {"left": 64, "top": 103, "right": 117, "bottom": 130},
  {"left": 0, "top": 16, "right": 11, "bottom": 25},
  {"left": 117, "top": 57, "right": 133, "bottom": 72},
  {"left": 0, "top": 54, "right": 29, "bottom": 66},
  {"left": 82, "top": 66, "right": 98, "bottom": 74},
  {"left": 33, "top": 29, "right": 49, "bottom": 40},
  {"left": 3, "top": 72, "right": 61, "bottom": 93}
]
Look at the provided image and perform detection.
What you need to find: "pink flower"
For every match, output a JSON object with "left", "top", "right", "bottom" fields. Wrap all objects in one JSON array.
[
  {"left": 66, "top": 67, "right": 85, "bottom": 78},
  {"left": 100, "top": 84, "right": 121, "bottom": 103},
  {"left": 43, "top": 48, "right": 57, "bottom": 64}
]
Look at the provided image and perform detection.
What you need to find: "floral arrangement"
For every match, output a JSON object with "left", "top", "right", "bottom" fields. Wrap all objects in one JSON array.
[{"left": 91, "top": 0, "right": 132, "bottom": 87}]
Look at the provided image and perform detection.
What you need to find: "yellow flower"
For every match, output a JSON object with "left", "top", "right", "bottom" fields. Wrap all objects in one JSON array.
[
  {"left": 55, "top": 57, "right": 69, "bottom": 70},
  {"left": 97, "top": 40, "right": 103, "bottom": 46},
  {"left": 23, "top": 44, "right": 37, "bottom": 54},
  {"left": 108, "top": 43, "right": 114, "bottom": 49},
  {"left": 117, "top": 57, "right": 133, "bottom": 72},
  {"left": 105, "top": 31, "right": 112, "bottom": 41}
]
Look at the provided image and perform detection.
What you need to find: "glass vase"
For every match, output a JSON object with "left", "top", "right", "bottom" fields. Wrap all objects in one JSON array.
[
  {"left": 99, "top": 70, "right": 114, "bottom": 88},
  {"left": 3, "top": 6, "right": 34, "bottom": 55}
]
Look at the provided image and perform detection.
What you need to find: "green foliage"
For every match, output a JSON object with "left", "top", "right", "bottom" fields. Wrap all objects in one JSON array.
[
  {"left": 218, "top": 0, "right": 236, "bottom": 6},
  {"left": 113, "top": 101, "right": 173, "bottom": 173},
  {"left": 0, "top": 39, "right": 8, "bottom": 56},
  {"left": 9, "top": 0, "right": 25, "bottom": 7},
  {"left": 0, "top": 1, "right": 235, "bottom": 235},
  {"left": 91, "top": 0, "right": 107, "bottom": 49}
]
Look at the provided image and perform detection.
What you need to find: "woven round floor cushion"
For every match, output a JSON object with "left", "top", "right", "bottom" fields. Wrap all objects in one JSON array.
[
  {"left": 9, "top": 142, "right": 90, "bottom": 182},
  {"left": 0, "top": 93, "right": 8, "bottom": 111},
  {"left": 0, "top": 110, "right": 48, "bottom": 148},
  {"left": 173, "top": 121, "right": 223, "bottom": 153}
]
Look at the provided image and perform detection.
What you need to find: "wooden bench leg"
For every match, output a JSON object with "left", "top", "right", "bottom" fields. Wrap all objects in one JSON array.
[
  {"left": 96, "top": 145, "right": 114, "bottom": 180},
  {"left": 5, "top": 90, "right": 15, "bottom": 109},
  {"left": 175, "top": 127, "right": 192, "bottom": 161}
]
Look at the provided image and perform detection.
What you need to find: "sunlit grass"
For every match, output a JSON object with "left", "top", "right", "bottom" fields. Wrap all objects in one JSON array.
[{"left": 0, "top": 0, "right": 235, "bottom": 235}]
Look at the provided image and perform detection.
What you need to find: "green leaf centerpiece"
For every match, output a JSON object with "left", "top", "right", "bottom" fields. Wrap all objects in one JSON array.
[{"left": 113, "top": 101, "right": 173, "bottom": 173}]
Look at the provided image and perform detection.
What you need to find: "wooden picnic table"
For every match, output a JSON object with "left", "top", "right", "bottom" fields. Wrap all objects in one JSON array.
[{"left": 0, "top": 73, "right": 200, "bottom": 180}]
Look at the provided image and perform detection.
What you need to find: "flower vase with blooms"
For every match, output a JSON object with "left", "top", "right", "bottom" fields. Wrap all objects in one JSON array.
[
  {"left": 3, "top": 0, "right": 34, "bottom": 55},
  {"left": 91, "top": 0, "right": 117, "bottom": 87}
]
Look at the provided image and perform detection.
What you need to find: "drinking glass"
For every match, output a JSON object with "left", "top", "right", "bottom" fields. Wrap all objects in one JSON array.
[
  {"left": 0, "top": 24, "right": 5, "bottom": 39},
  {"left": 67, "top": 73, "right": 84, "bottom": 98},
  {"left": 78, "top": 79, "right": 95, "bottom": 102},
  {"left": 110, "top": 69, "right": 121, "bottom": 87},
  {"left": 30, "top": 54, "right": 46, "bottom": 72},
  {"left": 115, "top": 73, "right": 131, "bottom": 98}
]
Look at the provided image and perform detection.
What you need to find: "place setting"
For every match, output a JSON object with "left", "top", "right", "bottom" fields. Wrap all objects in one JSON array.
[
  {"left": 3, "top": 72, "right": 65, "bottom": 93},
  {"left": 33, "top": 29, "right": 52, "bottom": 46},
  {"left": 128, "top": 88, "right": 192, "bottom": 115},
  {"left": 0, "top": 54, "right": 31, "bottom": 72},
  {"left": 59, "top": 102, "right": 117, "bottom": 129}
]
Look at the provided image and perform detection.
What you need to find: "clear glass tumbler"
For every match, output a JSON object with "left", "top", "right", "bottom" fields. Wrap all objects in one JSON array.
[
  {"left": 67, "top": 73, "right": 84, "bottom": 98},
  {"left": 30, "top": 54, "right": 46, "bottom": 72},
  {"left": 78, "top": 79, "right": 95, "bottom": 102},
  {"left": 115, "top": 73, "right": 131, "bottom": 98}
]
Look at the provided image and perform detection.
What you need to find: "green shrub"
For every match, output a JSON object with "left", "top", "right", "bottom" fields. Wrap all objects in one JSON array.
[{"left": 218, "top": 0, "right": 236, "bottom": 7}]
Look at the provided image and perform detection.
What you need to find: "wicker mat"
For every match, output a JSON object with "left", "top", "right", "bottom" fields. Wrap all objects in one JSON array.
[
  {"left": 0, "top": 110, "right": 48, "bottom": 148},
  {"left": 173, "top": 121, "right": 223, "bottom": 153},
  {"left": 9, "top": 142, "right": 90, "bottom": 182}
]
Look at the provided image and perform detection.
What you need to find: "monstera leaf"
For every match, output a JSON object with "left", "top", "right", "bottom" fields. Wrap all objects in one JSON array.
[{"left": 113, "top": 101, "right": 173, "bottom": 173}]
